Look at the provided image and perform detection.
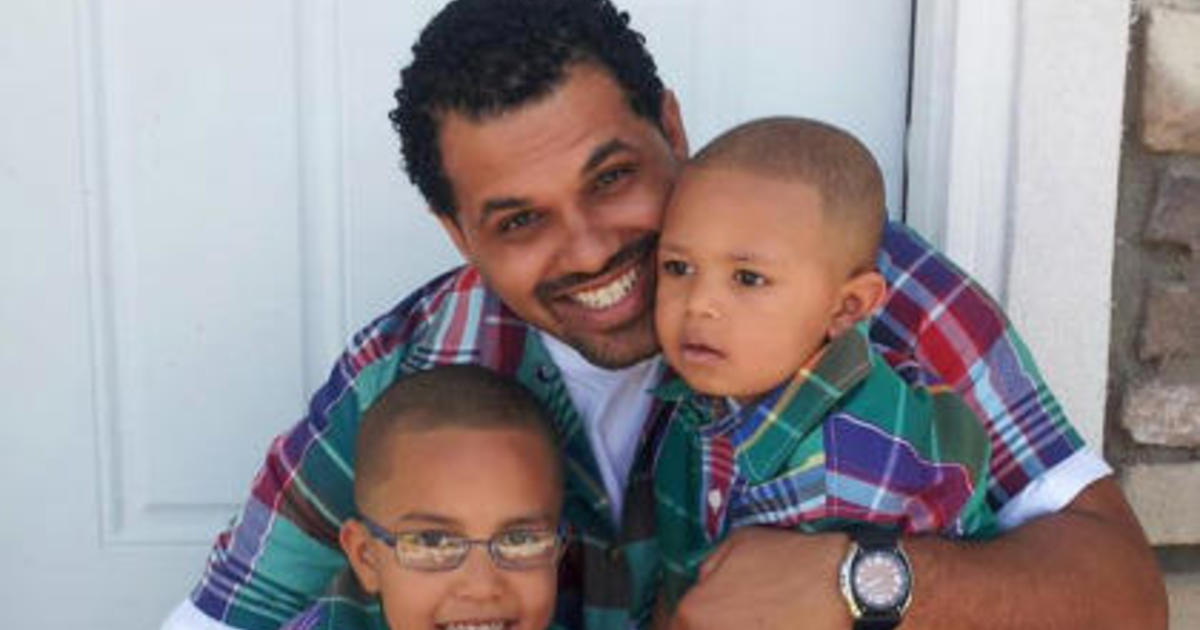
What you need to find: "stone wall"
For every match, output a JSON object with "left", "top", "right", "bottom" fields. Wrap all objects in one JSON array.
[{"left": 1112, "top": 3, "right": 1200, "bottom": 626}]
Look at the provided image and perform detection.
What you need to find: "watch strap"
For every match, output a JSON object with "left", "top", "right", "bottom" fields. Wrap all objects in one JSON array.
[
  {"left": 849, "top": 526, "right": 898, "bottom": 550},
  {"left": 853, "top": 615, "right": 902, "bottom": 630}
]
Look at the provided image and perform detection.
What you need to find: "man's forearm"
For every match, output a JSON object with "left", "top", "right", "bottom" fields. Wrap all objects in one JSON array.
[{"left": 902, "top": 477, "right": 1167, "bottom": 630}]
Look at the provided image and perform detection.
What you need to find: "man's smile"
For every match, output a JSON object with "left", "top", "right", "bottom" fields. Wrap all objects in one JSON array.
[
  {"left": 534, "top": 233, "right": 658, "bottom": 333},
  {"left": 569, "top": 265, "right": 640, "bottom": 309}
]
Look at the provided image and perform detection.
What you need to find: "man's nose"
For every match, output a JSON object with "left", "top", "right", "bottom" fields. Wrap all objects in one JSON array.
[{"left": 559, "top": 205, "right": 620, "bottom": 273}]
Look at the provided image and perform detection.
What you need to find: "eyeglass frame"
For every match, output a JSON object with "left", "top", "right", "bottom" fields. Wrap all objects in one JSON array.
[{"left": 357, "top": 513, "right": 566, "bottom": 572}]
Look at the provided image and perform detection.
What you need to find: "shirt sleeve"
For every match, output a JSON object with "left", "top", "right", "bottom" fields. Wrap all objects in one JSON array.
[
  {"left": 996, "top": 447, "right": 1112, "bottom": 531},
  {"left": 872, "top": 221, "right": 1088, "bottom": 513},
  {"left": 186, "top": 314, "right": 417, "bottom": 628},
  {"left": 162, "top": 599, "right": 241, "bottom": 630}
]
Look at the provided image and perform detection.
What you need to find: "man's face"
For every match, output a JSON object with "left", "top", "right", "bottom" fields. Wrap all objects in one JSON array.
[
  {"left": 655, "top": 168, "right": 847, "bottom": 400},
  {"left": 344, "top": 427, "right": 563, "bottom": 630},
  {"left": 436, "top": 64, "right": 688, "bottom": 368}
]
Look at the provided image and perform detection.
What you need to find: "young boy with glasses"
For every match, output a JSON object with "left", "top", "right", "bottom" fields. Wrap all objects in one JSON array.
[{"left": 282, "top": 365, "right": 565, "bottom": 630}]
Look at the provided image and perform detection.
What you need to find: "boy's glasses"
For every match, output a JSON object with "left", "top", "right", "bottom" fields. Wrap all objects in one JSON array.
[{"left": 359, "top": 515, "right": 564, "bottom": 572}]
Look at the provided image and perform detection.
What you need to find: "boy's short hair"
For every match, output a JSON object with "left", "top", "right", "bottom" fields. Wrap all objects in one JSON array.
[
  {"left": 391, "top": 0, "right": 665, "bottom": 217},
  {"left": 691, "top": 116, "right": 886, "bottom": 272},
  {"left": 354, "top": 365, "right": 560, "bottom": 509}
]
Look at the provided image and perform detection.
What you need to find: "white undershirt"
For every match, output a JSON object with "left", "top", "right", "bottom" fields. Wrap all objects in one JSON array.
[{"left": 537, "top": 331, "right": 663, "bottom": 523}]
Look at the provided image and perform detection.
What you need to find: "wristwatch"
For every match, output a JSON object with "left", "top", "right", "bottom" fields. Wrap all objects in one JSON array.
[{"left": 838, "top": 528, "right": 912, "bottom": 630}]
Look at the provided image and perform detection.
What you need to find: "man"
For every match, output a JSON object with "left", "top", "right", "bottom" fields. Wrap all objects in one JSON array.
[{"left": 164, "top": 0, "right": 1166, "bottom": 628}]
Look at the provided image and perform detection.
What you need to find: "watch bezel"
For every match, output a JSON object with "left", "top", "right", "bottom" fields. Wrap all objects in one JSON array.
[{"left": 838, "top": 537, "right": 913, "bottom": 622}]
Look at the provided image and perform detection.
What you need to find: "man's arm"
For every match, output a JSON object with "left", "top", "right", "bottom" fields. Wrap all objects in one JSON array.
[
  {"left": 668, "top": 477, "right": 1167, "bottom": 630},
  {"left": 669, "top": 222, "right": 1166, "bottom": 629},
  {"left": 162, "top": 268, "right": 485, "bottom": 630}
]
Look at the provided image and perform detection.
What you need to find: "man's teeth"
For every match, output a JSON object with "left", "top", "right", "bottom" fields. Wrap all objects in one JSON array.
[
  {"left": 440, "top": 623, "right": 509, "bottom": 630},
  {"left": 570, "top": 267, "right": 638, "bottom": 309}
]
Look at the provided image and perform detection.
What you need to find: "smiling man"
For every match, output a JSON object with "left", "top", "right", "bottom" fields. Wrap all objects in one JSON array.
[{"left": 164, "top": 1, "right": 1166, "bottom": 629}]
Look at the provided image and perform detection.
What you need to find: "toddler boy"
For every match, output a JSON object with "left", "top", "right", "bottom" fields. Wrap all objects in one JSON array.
[
  {"left": 652, "top": 117, "right": 998, "bottom": 619},
  {"left": 283, "top": 365, "right": 564, "bottom": 630}
]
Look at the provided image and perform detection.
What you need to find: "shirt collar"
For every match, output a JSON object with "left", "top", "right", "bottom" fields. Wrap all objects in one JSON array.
[{"left": 658, "top": 322, "right": 877, "bottom": 482}]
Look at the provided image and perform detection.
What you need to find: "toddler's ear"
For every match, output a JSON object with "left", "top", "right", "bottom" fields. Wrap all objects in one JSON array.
[
  {"left": 828, "top": 270, "right": 887, "bottom": 339},
  {"left": 340, "top": 519, "right": 382, "bottom": 594}
]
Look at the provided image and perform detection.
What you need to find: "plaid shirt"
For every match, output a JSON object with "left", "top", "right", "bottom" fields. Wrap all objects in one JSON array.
[
  {"left": 652, "top": 323, "right": 1000, "bottom": 612},
  {"left": 191, "top": 221, "right": 1084, "bottom": 630}
]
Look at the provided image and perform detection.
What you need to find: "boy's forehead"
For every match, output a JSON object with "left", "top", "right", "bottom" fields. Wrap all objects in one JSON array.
[{"left": 363, "top": 426, "right": 561, "bottom": 519}]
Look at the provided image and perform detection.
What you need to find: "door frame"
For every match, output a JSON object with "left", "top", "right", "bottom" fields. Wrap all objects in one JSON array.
[{"left": 906, "top": 0, "right": 1130, "bottom": 450}]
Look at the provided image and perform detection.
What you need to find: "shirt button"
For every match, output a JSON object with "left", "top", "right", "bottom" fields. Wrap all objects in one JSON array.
[
  {"left": 707, "top": 489, "right": 723, "bottom": 512},
  {"left": 536, "top": 364, "right": 556, "bottom": 382}
]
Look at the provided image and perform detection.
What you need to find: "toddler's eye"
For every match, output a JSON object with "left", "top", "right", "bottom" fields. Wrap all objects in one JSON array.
[
  {"left": 734, "top": 270, "right": 766, "bottom": 287},
  {"left": 661, "top": 259, "right": 693, "bottom": 276}
]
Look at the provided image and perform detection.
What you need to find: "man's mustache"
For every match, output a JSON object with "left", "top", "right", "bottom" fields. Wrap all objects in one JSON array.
[{"left": 535, "top": 233, "right": 658, "bottom": 300}]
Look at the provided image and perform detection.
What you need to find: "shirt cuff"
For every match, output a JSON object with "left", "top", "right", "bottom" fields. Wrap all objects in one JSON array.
[
  {"left": 996, "top": 448, "right": 1113, "bottom": 531},
  {"left": 161, "top": 599, "right": 239, "bottom": 630}
]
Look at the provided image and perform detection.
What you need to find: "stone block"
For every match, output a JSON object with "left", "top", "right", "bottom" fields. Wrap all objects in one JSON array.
[
  {"left": 1139, "top": 284, "right": 1200, "bottom": 360},
  {"left": 1145, "top": 166, "right": 1200, "bottom": 249},
  {"left": 1122, "top": 378, "right": 1200, "bottom": 446},
  {"left": 1120, "top": 463, "right": 1200, "bottom": 545},
  {"left": 1167, "top": 572, "right": 1200, "bottom": 630},
  {"left": 1142, "top": 7, "right": 1200, "bottom": 152},
  {"left": 1139, "top": 0, "right": 1200, "bottom": 13}
]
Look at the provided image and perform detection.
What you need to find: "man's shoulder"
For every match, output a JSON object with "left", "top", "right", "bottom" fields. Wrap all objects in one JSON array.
[{"left": 343, "top": 265, "right": 529, "bottom": 373}]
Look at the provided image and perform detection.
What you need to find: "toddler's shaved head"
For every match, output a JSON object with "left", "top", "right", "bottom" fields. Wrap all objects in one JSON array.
[{"left": 691, "top": 116, "right": 885, "bottom": 273}]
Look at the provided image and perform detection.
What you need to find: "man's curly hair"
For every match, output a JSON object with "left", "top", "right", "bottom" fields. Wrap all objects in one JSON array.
[{"left": 390, "top": 0, "right": 665, "bottom": 216}]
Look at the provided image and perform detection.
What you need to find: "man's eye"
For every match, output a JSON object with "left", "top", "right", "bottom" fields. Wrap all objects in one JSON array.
[
  {"left": 592, "top": 165, "right": 634, "bottom": 192},
  {"left": 498, "top": 211, "right": 539, "bottom": 233},
  {"left": 661, "top": 259, "right": 693, "bottom": 276},
  {"left": 734, "top": 270, "right": 766, "bottom": 287}
]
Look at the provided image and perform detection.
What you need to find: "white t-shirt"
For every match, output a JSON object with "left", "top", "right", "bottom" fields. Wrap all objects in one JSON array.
[{"left": 538, "top": 331, "right": 663, "bottom": 523}]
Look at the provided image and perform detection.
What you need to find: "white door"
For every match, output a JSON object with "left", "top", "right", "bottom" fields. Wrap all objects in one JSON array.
[{"left": 0, "top": 1, "right": 910, "bottom": 626}]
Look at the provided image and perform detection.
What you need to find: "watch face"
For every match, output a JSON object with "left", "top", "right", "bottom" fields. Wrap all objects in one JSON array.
[{"left": 853, "top": 550, "right": 910, "bottom": 610}]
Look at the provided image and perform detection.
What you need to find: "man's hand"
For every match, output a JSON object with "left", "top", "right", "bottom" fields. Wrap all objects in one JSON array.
[
  {"left": 667, "top": 478, "right": 1167, "bottom": 630},
  {"left": 667, "top": 527, "right": 852, "bottom": 630}
]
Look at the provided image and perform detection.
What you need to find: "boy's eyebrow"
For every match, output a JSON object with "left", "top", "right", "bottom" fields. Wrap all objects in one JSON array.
[
  {"left": 728, "top": 250, "right": 778, "bottom": 265},
  {"left": 657, "top": 240, "right": 690, "bottom": 255},
  {"left": 388, "top": 512, "right": 557, "bottom": 530},
  {"left": 393, "top": 512, "right": 463, "bottom": 528},
  {"left": 500, "top": 513, "right": 558, "bottom": 529}
]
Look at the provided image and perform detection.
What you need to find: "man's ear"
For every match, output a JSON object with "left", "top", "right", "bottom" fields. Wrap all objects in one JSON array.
[
  {"left": 827, "top": 271, "right": 888, "bottom": 339},
  {"left": 659, "top": 89, "right": 689, "bottom": 162},
  {"left": 340, "top": 519, "right": 382, "bottom": 594},
  {"left": 435, "top": 210, "right": 473, "bottom": 264}
]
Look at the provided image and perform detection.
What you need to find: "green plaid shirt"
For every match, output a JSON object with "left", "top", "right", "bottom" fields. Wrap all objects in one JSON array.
[
  {"left": 653, "top": 325, "right": 999, "bottom": 612},
  {"left": 280, "top": 312, "right": 670, "bottom": 630}
]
